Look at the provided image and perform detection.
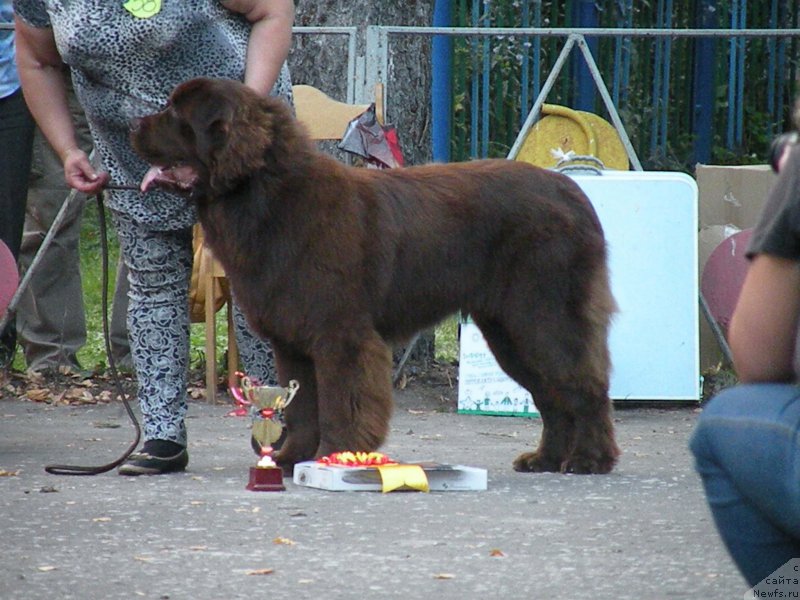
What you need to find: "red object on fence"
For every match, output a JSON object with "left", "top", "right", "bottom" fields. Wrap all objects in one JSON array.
[{"left": 0, "top": 239, "right": 18, "bottom": 321}]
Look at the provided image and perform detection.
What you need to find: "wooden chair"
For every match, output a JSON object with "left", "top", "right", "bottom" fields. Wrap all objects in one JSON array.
[{"left": 193, "top": 84, "right": 385, "bottom": 403}]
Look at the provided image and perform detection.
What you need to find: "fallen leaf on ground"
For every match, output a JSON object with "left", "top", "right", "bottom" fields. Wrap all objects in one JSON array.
[
  {"left": 489, "top": 549, "right": 506, "bottom": 557},
  {"left": 273, "top": 537, "right": 296, "bottom": 545},
  {"left": 433, "top": 573, "right": 455, "bottom": 580},
  {"left": 246, "top": 568, "right": 275, "bottom": 576},
  {"left": 25, "top": 388, "right": 51, "bottom": 403},
  {"left": 0, "top": 469, "right": 19, "bottom": 476},
  {"left": 37, "top": 566, "right": 57, "bottom": 572},
  {"left": 396, "top": 373, "right": 408, "bottom": 389}
]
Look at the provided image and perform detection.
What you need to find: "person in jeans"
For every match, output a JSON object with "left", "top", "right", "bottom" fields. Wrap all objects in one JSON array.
[{"left": 690, "top": 119, "right": 800, "bottom": 586}]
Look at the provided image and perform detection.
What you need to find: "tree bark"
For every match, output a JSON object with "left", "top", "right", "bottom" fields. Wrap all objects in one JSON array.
[{"left": 292, "top": 1, "right": 434, "bottom": 166}]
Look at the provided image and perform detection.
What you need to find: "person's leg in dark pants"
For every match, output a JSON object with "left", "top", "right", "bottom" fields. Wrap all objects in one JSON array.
[{"left": 0, "top": 88, "right": 35, "bottom": 368}]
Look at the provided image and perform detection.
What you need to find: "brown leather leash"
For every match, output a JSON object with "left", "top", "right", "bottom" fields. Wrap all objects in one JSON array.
[{"left": 45, "top": 187, "right": 142, "bottom": 475}]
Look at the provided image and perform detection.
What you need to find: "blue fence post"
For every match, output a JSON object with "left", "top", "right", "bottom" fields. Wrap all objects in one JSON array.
[
  {"left": 726, "top": 0, "right": 747, "bottom": 149},
  {"left": 469, "top": 0, "right": 480, "bottom": 158},
  {"left": 432, "top": 0, "right": 453, "bottom": 162},
  {"left": 612, "top": 0, "right": 633, "bottom": 110},
  {"left": 571, "top": 0, "right": 599, "bottom": 111},
  {"left": 691, "top": 0, "right": 717, "bottom": 165}
]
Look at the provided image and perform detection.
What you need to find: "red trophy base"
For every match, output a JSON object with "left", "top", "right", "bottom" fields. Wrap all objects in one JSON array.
[{"left": 246, "top": 466, "right": 285, "bottom": 492}]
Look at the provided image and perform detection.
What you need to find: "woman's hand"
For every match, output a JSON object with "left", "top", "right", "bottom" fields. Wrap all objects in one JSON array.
[{"left": 62, "top": 147, "right": 109, "bottom": 194}]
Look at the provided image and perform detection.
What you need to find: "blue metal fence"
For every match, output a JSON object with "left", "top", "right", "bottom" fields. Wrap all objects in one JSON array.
[{"left": 432, "top": 0, "right": 800, "bottom": 168}]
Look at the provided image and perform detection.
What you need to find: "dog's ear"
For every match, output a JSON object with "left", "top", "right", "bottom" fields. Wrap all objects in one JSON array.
[
  {"left": 194, "top": 104, "right": 235, "bottom": 169},
  {"left": 198, "top": 90, "right": 277, "bottom": 194}
]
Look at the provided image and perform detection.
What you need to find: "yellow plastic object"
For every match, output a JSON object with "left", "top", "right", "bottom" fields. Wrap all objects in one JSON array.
[{"left": 515, "top": 104, "right": 629, "bottom": 170}]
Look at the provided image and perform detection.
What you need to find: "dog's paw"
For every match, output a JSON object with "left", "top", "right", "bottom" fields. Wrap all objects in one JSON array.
[
  {"left": 559, "top": 452, "right": 617, "bottom": 475},
  {"left": 272, "top": 447, "right": 311, "bottom": 477},
  {"left": 512, "top": 451, "right": 562, "bottom": 473},
  {"left": 272, "top": 455, "right": 296, "bottom": 478}
]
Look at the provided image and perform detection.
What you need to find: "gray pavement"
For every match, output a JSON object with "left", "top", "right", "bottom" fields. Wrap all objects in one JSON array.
[{"left": 1, "top": 388, "right": 746, "bottom": 599}]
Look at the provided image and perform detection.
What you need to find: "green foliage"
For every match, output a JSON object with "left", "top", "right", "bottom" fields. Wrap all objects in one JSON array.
[
  {"left": 434, "top": 316, "right": 460, "bottom": 364},
  {"left": 74, "top": 210, "right": 226, "bottom": 374}
]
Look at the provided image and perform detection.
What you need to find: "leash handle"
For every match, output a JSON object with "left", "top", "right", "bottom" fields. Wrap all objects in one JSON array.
[{"left": 45, "top": 192, "right": 141, "bottom": 475}]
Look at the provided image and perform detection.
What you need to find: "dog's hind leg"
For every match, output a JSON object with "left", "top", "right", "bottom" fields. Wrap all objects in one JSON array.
[
  {"left": 473, "top": 316, "right": 575, "bottom": 472},
  {"left": 311, "top": 329, "right": 394, "bottom": 458},
  {"left": 556, "top": 264, "right": 620, "bottom": 474},
  {"left": 271, "top": 342, "right": 321, "bottom": 473},
  {"left": 473, "top": 265, "right": 619, "bottom": 474}
]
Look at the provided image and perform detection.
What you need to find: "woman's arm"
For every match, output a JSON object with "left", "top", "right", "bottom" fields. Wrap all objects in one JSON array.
[
  {"left": 728, "top": 254, "right": 800, "bottom": 382},
  {"left": 13, "top": 18, "right": 107, "bottom": 192},
  {"left": 221, "top": 0, "right": 294, "bottom": 95}
]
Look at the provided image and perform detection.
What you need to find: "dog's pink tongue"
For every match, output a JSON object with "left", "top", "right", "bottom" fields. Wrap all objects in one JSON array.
[{"left": 140, "top": 166, "right": 164, "bottom": 192}]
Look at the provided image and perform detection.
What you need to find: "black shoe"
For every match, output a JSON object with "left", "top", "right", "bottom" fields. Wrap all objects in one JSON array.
[{"left": 118, "top": 440, "right": 188, "bottom": 476}]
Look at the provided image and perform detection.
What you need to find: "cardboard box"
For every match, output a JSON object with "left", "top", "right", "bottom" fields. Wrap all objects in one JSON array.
[
  {"left": 293, "top": 461, "right": 487, "bottom": 492},
  {"left": 695, "top": 164, "right": 775, "bottom": 231},
  {"left": 695, "top": 164, "right": 777, "bottom": 371}
]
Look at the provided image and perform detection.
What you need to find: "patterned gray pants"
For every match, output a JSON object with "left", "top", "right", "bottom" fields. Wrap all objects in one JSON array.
[{"left": 111, "top": 210, "right": 276, "bottom": 446}]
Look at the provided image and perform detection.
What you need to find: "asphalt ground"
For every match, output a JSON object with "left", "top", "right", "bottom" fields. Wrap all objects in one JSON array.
[{"left": 0, "top": 386, "right": 747, "bottom": 600}]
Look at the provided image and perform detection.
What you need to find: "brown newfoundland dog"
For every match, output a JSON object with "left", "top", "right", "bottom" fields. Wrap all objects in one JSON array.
[{"left": 131, "top": 77, "right": 620, "bottom": 475}]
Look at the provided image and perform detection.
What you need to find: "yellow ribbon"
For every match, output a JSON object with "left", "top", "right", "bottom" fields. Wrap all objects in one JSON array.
[
  {"left": 122, "top": 0, "right": 162, "bottom": 19},
  {"left": 376, "top": 464, "right": 429, "bottom": 493}
]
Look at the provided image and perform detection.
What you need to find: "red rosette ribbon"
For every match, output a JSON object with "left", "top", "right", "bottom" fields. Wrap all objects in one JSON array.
[{"left": 317, "top": 451, "right": 397, "bottom": 467}]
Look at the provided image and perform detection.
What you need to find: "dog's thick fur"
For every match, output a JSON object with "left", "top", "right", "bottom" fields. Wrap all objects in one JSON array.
[{"left": 131, "top": 77, "right": 620, "bottom": 474}]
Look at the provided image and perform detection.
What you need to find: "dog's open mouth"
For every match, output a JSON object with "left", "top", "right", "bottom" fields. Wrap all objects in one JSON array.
[{"left": 140, "top": 164, "right": 199, "bottom": 193}]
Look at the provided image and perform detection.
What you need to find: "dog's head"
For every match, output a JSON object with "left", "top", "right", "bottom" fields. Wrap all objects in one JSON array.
[{"left": 131, "top": 77, "right": 290, "bottom": 197}]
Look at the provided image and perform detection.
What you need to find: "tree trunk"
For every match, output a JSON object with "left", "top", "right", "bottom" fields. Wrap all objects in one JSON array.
[{"left": 292, "top": 1, "right": 434, "bottom": 166}]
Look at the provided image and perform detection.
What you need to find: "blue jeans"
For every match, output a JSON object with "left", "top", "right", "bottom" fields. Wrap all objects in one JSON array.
[{"left": 689, "top": 384, "right": 800, "bottom": 586}]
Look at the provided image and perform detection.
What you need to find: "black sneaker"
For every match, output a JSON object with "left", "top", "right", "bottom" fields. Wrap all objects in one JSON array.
[{"left": 118, "top": 440, "right": 188, "bottom": 476}]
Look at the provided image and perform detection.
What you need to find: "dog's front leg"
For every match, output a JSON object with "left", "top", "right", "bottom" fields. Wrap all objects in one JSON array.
[
  {"left": 312, "top": 330, "right": 394, "bottom": 457},
  {"left": 270, "top": 342, "right": 321, "bottom": 475}
]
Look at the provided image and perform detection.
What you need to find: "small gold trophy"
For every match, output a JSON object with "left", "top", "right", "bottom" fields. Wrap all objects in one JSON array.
[{"left": 230, "top": 373, "right": 299, "bottom": 491}]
